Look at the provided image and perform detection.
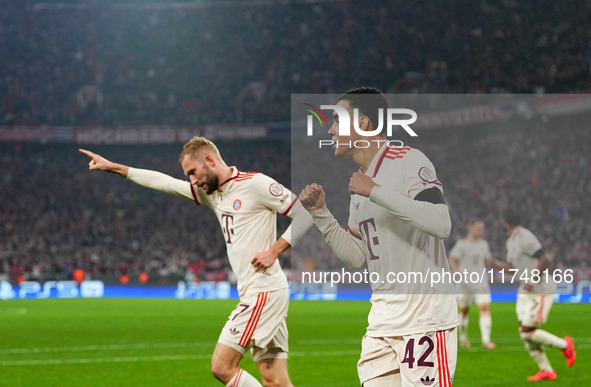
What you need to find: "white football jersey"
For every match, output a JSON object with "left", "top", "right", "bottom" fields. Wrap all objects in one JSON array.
[
  {"left": 128, "top": 167, "right": 295, "bottom": 297},
  {"left": 348, "top": 145, "right": 458, "bottom": 336},
  {"left": 449, "top": 237, "right": 491, "bottom": 292},
  {"left": 506, "top": 226, "right": 556, "bottom": 294}
]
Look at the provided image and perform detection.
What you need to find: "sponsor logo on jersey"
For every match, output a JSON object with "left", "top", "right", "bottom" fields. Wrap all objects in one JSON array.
[
  {"left": 233, "top": 199, "right": 242, "bottom": 211},
  {"left": 269, "top": 183, "right": 284, "bottom": 197},
  {"left": 420, "top": 376, "right": 435, "bottom": 386},
  {"left": 229, "top": 328, "right": 240, "bottom": 335}
]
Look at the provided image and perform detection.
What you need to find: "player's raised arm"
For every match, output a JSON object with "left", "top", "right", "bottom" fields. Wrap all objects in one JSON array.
[
  {"left": 79, "top": 149, "right": 194, "bottom": 201},
  {"left": 299, "top": 183, "right": 367, "bottom": 269}
]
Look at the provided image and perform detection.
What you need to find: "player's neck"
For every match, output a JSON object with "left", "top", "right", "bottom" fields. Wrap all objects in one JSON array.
[
  {"left": 506, "top": 225, "right": 518, "bottom": 236},
  {"left": 218, "top": 165, "right": 234, "bottom": 184},
  {"left": 353, "top": 144, "right": 382, "bottom": 172}
]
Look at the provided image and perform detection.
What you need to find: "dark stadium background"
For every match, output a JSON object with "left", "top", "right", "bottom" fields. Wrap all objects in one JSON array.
[
  {"left": 0, "top": 1, "right": 590, "bottom": 386},
  {"left": 1, "top": 0, "right": 589, "bottom": 286}
]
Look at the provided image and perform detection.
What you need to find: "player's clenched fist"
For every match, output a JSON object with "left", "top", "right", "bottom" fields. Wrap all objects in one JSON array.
[
  {"left": 348, "top": 170, "right": 375, "bottom": 197},
  {"left": 299, "top": 183, "right": 326, "bottom": 212}
]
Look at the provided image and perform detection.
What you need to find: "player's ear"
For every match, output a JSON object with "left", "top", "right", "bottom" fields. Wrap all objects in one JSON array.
[
  {"left": 204, "top": 154, "right": 216, "bottom": 167},
  {"left": 360, "top": 116, "right": 370, "bottom": 131}
]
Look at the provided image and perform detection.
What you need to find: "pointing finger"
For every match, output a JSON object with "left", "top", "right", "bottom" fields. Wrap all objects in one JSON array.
[{"left": 79, "top": 149, "right": 95, "bottom": 158}]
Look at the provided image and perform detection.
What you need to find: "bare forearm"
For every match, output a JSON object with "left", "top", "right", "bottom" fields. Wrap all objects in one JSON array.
[
  {"left": 270, "top": 238, "right": 291, "bottom": 257},
  {"left": 108, "top": 163, "right": 129, "bottom": 177}
]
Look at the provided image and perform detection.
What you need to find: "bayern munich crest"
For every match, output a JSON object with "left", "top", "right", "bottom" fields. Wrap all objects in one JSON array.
[{"left": 233, "top": 199, "right": 242, "bottom": 210}]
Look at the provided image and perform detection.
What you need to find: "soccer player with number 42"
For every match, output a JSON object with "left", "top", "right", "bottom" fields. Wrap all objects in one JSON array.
[{"left": 300, "top": 87, "right": 458, "bottom": 387}]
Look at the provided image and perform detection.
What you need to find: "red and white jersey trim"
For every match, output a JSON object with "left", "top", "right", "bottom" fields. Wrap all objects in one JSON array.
[
  {"left": 189, "top": 183, "right": 201, "bottom": 205},
  {"left": 281, "top": 197, "right": 298, "bottom": 216},
  {"left": 348, "top": 225, "right": 362, "bottom": 240},
  {"left": 372, "top": 146, "right": 411, "bottom": 177}
]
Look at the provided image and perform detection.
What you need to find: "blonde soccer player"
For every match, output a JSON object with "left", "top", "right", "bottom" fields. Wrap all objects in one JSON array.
[{"left": 80, "top": 137, "right": 312, "bottom": 387}]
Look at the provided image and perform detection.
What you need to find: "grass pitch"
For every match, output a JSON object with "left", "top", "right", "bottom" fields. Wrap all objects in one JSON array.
[{"left": 0, "top": 299, "right": 588, "bottom": 386}]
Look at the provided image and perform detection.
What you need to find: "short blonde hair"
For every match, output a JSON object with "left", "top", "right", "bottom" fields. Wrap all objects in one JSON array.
[{"left": 178, "top": 136, "right": 221, "bottom": 163}]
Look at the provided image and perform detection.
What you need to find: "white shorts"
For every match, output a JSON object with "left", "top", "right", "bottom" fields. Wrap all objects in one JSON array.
[
  {"left": 516, "top": 293, "right": 554, "bottom": 327},
  {"left": 218, "top": 288, "right": 289, "bottom": 362},
  {"left": 457, "top": 293, "right": 491, "bottom": 309},
  {"left": 358, "top": 328, "right": 457, "bottom": 387}
]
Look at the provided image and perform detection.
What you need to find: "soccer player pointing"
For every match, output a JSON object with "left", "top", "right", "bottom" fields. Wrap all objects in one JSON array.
[
  {"left": 300, "top": 88, "right": 458, "bottom": 387},
  {"left": 80, "top": 137, "right": 312, "bottom": 387}
]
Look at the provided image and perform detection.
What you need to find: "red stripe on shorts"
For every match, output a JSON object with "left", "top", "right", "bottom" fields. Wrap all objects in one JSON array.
[
  {"left": 436, "top": 331, "right": 449, "bottom": 387},
  {"left": 239, "top": 292, "right": 268, "bottom": 347}
]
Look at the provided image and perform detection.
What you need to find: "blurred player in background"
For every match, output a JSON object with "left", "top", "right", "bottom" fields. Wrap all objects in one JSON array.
[
  {"left": 489, "top": 208, "right": 576, "bottom": 381},
  {"left": 80, "top": 136, "right": 311, "bottom": 387},
  {"left": 300, "top": 87, "right": 458, "bottom": 387},
  {"left": 448, "top": 218, "right": 496, "bottom": 349}
]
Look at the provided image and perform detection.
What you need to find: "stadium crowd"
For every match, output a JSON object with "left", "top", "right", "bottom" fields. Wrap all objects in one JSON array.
[
  {"left": 1, "top": 0, "right": 590, "bottom": 126},
  {"left": 0, "top": 0, "right": 590, "bottom": 285},
  {"left": 0, "top": 141, "right": 291, "bottom": 284},
  {"left": 1, "top": 121, "right": 589, "bottom": 284}
]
